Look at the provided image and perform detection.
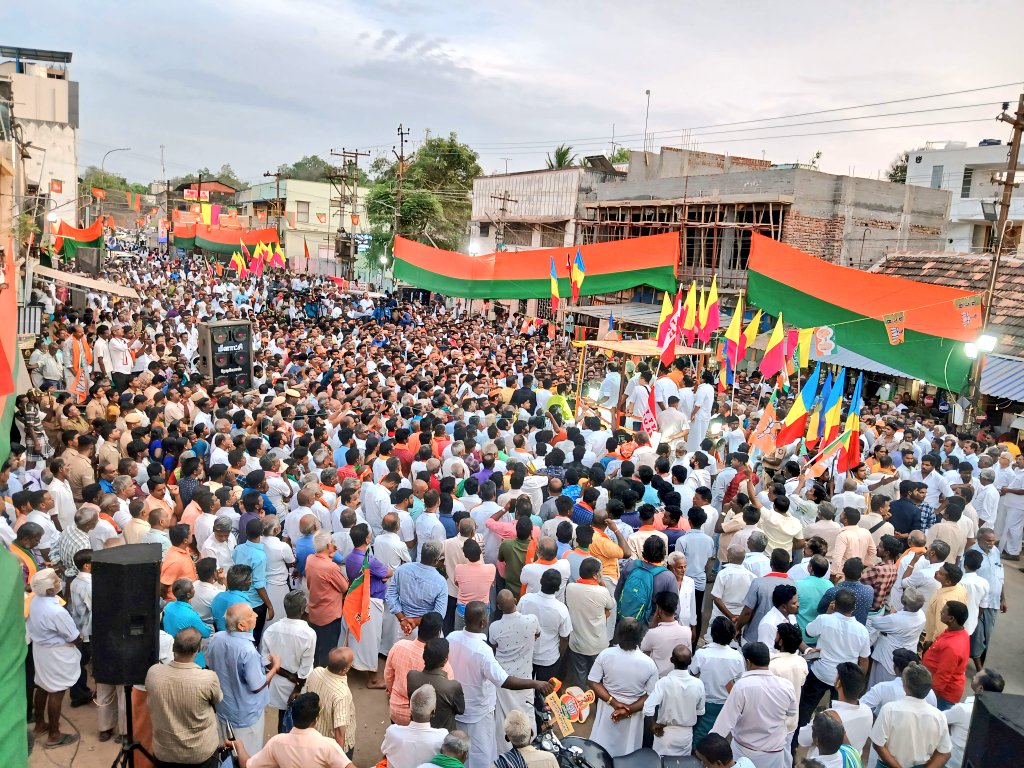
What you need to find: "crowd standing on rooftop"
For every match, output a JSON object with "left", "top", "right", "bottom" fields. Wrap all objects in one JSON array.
[{"left": 6, "top": 244, "right": 1024, "bottom": 768}]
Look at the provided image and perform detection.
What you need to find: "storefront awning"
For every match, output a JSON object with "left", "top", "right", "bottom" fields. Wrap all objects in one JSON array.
[
  {"left": 809, "top": 345, "right": 918, "bottom": 381},
  {"left": 34, "top": 265, "right": 140, "bottom": 299},
  {"left": 981, "top": 354, "right": 1024, "bottom": 403},
  {"left": 571, "top": 302, "right": 664, "bottom": 329}
]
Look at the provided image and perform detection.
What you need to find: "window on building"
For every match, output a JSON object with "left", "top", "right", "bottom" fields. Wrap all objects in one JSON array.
[
  {"left": 503, "top": 222, "right": 533, "bottom": 248},
  {"left": 540, "top": 222, "right": 568, "bottom": 248},
  {"left": 296, "top": 201, "right": 310, "bottom": 223},
  {"left": 478, "top": 222, "right": 490, "bottom": 237},
  {"left": 930, "top": 165, "right": 944, "bottom": 190},
  {"left": 961, "top": 167, "right": 974, "bottom": 199}
]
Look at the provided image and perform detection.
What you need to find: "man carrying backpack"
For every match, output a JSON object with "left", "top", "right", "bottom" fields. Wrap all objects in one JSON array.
[{"left": 615, "top": 537, "right": 677, "bottom": 624}]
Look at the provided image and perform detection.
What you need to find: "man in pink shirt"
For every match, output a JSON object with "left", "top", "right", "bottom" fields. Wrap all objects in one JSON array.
[
  {"left": 830, "top": 508, "right": 877, "bottom": 578},
  {"left": 453, "top": 539, "right": 496, "bottom": 630},
  {"left": 231, "top": 691, "right": 350, "bottom": 767},
  {"left": 383, "top": 612, "right": 453, "bottom": 725}
]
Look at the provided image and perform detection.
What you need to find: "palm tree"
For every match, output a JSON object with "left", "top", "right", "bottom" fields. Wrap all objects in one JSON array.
[{"left": 546, "top": 144, "right": 577, "bottom": 169}]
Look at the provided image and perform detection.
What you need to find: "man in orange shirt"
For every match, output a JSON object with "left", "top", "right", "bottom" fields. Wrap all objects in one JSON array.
[
  {"left": 305, "top": 530, "right": 349, "bottom": 667},
  {"left": 161, "top": 523, "right": 198, "bottom": 599},
  {"left": 383, "top": 611, "right": 451, "bottom": 725}
]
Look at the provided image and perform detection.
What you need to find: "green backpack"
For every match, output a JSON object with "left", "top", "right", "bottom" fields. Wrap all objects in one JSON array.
[{"left": 617, "top": 562, "right": 666, "bottom": 623}]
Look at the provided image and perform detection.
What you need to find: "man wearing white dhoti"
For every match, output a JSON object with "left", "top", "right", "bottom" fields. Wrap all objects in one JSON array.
[
  {"left": 27, "top": 568, "right": 83, "bottom": 749},
  {"left": 342, "top": 523, "right": 392, "bottom": 688},
  {"left": 489, "top": 589, "right": 541, "bottom": 753},
  {"left": 447, "top": 602, "right": 552, "bottom": 768},
  {"left": 587, "top": 618, "right": 660, "bottom": 758}
]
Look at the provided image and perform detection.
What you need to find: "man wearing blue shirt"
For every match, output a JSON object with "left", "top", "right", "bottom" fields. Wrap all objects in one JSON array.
[
  {"left": 232, "top": 518, "right": 272, "bottom": 643},
  {"left": 206, "top": 602, "right": 282, "bottom": 757},
  {"left": 211, "top": 564, "right": 253, "bottom": 632}
]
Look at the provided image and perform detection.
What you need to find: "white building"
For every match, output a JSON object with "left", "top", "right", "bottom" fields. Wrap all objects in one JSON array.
[
  {"left": 0, "top": 47, "right": 79, "bottom": 225},
  {"left": 906, "top": 140, "right": 1023, "bottom": 253},
  {"left": 469, "top": 163, "right": 623, "bottom": 255},
  {"left": 236, "top": 178, "right": 370, "bottom": 278}
]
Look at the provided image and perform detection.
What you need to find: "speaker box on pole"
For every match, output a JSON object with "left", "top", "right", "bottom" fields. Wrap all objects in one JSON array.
[
  {"left": 197, "top": 319, "right": 254, "bottom": 390},
  {"left": 91, "top": 543, "right": 162, "bottom": 686},
  {"left": 964, "top": 692, "right": 1024, "bottom": 768}
]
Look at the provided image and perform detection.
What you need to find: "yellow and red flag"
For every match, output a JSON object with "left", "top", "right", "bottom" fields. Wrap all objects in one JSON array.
[
  {"left": 758, "top": 314, "right": 786, "bottom": 378},
  {"left": 549, "top": 256, "right": 560, "bottom": 313}
]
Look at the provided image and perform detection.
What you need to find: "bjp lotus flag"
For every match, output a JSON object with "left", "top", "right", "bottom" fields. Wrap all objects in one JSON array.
[
  {"left": 342, "top": 551, "right": 371, "bottom": 641},
  {"left": 750, "top": 391, "right": 781, "bottom": 455},
  {"left": 642, "top": 384, "right": 659, "bottom": 437}
]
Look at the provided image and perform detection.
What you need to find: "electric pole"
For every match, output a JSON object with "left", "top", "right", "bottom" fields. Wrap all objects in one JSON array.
[
  {"left": 490, "top": 189, "right": 517, "bottom": 251},
  {"left": 393, "top": 124, "right": 410, "bottom": 241},
  {"left": 161, "top": 145, "right": 170, "bottom": 254},
  {"left": 330, "top": 147, "right": 370, "bottom": 279},
  {"left": 965, "top": 91, "right": 1023, "bottom": 428},
  {"left": 263, "top": 170, "right": 285, "bottom": 243}
]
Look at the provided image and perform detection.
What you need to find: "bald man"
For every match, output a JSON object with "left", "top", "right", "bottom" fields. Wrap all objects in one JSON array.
[
  {"left": 205, "top": 602, "right": 282, "bottom": 756},
  {"left": 305, "top": 647, "right": 357, "bottom": 756},
  {"left": 642, "top": 644, "right": 704, "bottom": 757}
]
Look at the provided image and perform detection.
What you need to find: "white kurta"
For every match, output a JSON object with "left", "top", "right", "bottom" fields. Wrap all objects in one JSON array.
[
  {"left": 28, "top": 595, "right": 82, "bottom": 693},
  {"left": 588, "top": 647, "right": 659, "bottom": 757}
]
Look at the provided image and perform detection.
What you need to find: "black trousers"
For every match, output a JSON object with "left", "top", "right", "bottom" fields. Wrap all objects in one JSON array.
[
  {"left": 156, "top": 753, "right": 220, "bottom": 768},
  {"left": 71, "top": 642, "right": 92, "bottom": 705},
  {"left": 694, "top": 589, "right": 706, "bottom": 640},
  {"left": 311, "top": 618, "right": 342, "bottom": 668},
  {"left": 798, "top": 670, "right": 835, "bottom": 728},
  {"left": 443, "top": 595, "right": 457, "bottom": 636},
  {"left": 253, "top": 603, "right": 268, "bottom": 646}
]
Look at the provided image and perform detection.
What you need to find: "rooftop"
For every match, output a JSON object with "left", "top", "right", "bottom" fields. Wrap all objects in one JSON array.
[
  {"left": 871, "top": 251, "right": 1024, "bottom": 358},
  {"left": 0, "top": 46, "right": 72, "bottom": 64}
]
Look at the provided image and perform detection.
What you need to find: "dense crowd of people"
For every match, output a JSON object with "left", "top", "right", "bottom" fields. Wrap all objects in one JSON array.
[{"left": 6, "top": 246, "right": 1024, "bottom": 768}]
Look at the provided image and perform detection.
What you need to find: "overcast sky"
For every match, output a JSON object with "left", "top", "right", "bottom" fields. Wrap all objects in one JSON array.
[{"left": 5, "top": 0, "right": 1023, "bottom": 185}]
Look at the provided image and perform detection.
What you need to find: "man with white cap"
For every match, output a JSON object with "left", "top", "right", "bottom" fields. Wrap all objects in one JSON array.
[{"left": 27, "top": 568, "right": 84, "bottom": 749}]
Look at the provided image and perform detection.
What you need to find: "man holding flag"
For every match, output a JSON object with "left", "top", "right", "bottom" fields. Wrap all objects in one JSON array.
[{"left": 343, "top": 523, "right": 392, "bottom": 689}]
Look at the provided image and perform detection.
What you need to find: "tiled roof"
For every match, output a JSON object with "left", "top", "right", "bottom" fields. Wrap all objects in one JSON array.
[{"left": 870, "top": 251, "right": 1024, "bottom": 358}]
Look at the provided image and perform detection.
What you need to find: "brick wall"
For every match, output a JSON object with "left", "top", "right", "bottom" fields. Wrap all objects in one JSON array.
[{"left": 780, "top": 211, "right": 845, "bottom": 261}]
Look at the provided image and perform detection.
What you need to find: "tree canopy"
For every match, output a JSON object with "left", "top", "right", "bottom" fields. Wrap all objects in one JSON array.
[
  {"left": 364, "top": 131, "right": 482, "bottom": 263},
  {"left": 80, "top": 166, "right": 148, "bottom": 195},
  {"left": 169, "top": 163, "right": 248, "bottom": 190},
  {"left": 546, "top": 144, "right": 577, "bottom": 169},
  {"left": 887, "top": 150, "right": 910, "bottom": 184}
]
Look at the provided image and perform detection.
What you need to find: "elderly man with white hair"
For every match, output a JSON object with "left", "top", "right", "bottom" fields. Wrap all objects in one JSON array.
[
  {"left": 974, "top": 468, "right": 1000, "bottom": 529},
  {"left": 381, "top": 684, "right": 448, "bottom": 768},
  {"left": 866, "top": 586, "right": 927, "bottom": 686},
  {"left": 496, "top": 709, "right": 559, "bottom": 768},
  {"left": 27, "top": 567, "right": 83, "bottom": 749},
  {"left": 414, "top": 731, "right": 471, "bottom": 768}
]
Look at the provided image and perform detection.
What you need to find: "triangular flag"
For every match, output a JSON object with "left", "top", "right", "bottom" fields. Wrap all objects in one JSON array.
[{"left": 758, "top": 314, "right": 786, "bottom": 378}]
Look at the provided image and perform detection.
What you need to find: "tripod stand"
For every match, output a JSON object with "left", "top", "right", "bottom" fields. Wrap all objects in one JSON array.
[{"left": 110, "top": 685, "right": 154, "bottom": 768}]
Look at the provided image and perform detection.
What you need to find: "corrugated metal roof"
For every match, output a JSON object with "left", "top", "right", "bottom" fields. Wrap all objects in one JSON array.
[
  {"left": 572, "top": 302, "right": 665, "bottom": 328},
  {"left": 980, "top": 354, "right": 1024, "bottom": 402},
  {"left": 809, "top": 345, "right": 918, "bottom": 380}
]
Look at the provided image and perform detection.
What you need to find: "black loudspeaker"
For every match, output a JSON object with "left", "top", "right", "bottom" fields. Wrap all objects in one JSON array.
[
  {"left": 91, "top": 543, "right": 162, "bottom": 686},
  {"left": 964, "top": 692, "right": 1024, "bottom": 768},
  {"left": 75, "top": 246, "right": 103, "bottom": 276},
  {"left": 69, "top": 287, "right": 87, "bottom": 312},
  {"left": 197, "top": 319, "right": 254, "bottom": 390}
]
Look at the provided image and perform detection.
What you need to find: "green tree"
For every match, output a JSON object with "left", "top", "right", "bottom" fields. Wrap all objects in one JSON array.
[
  {"left": 169, "top": 163, "right": 248, "bottom": 190},
  {"left": 546, "top": 144, "right": 577, "bottom": 169},
  {"left": 81, "top": 166, "right": 139, "bottom": 194},
  {"left": 365, "top": 131, "right": 481, "bottom": 254},
  {"left": 608, "top": 146, "right": 631, "bottom": 164},
  {"left": 887, "top": 150, "right": 910, "bottom": 184}
]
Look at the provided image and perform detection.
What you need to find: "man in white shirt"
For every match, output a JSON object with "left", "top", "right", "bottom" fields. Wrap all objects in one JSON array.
[
  {"left": 642, "top": 645, "right": 706, "bottom": 757},
  {"left": 799, "top": 588, "right": 870, "bottom": 729},
  {"left": 706, "top": 546, "right": 756, "bottom": 643},
  {"left": 595, "top": 364, "right": 622, "bottom": 409},
  {"left": 380, "top": 685, "right": 448, "bottom": 768},
  {"left": 564, "top": 557, "right": 616, "bottom": 688},
  {"left": 871, "top": 664, "right": 952, "bottom": 768},
  {"left": 448, "top": 602, "right": 551, "bottom": 768},
  {"left": 687, "top": 371, "right": 715, "bottom": 452},
  {"left": 260, "top": 590, "right": 317, "bottom": 729},
  {"left": 944, "top": 668, "right": 1005, "bottom": 768},
  {"left": 866, "top": 587, "right": 926, "bottom": 687},
  {"left": 517, "top": 570, "right": 572, "bottom": 681}
]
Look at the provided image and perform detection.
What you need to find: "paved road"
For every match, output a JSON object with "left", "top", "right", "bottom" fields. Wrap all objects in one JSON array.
[{"left": 29, "top": 564, "right": 1024, "bottom": 766}]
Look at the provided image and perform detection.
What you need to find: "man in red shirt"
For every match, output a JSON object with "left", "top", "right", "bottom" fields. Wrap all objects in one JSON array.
[{"left": 922, "top": 600, "right": 970, "bottom": 710}]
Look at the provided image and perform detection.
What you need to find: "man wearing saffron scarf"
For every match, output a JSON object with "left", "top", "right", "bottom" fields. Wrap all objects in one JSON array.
[{"left": 62, "top": 325, "right": 93, "bottom": 405}]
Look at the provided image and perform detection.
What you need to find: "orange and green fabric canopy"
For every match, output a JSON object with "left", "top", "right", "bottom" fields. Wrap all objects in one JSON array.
[
  {"left": 393, "top": 234, "right": 679, "bottom": 299},
  {"left": 747, "top": 234, "right": 980, "bottom": 392},
  {"left": 172, "top": 224, "right": 279, "bottom": 254},
  {"left": 53, "top": 218, "right": 104, "bottom": 257}
]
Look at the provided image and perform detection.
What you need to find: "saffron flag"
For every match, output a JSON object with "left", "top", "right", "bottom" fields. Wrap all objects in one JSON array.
[
  {"left": 91, "top": 187, "right": 106, "bottom": 200},
  {"left": 549, "top": 257, "right": 560, "bottom": 313},
  {"left": 837, "top": 373, "right": 864, "bottom": 473},
  {"left": 655, "top": 290, "right": 675, "bottom": 346},
  {"left": 681, "top": 282, "right": 698, "bottom": 346},
  {"left": 342, "top": 550, "right": 371, "bottom": 641},
  {"left": 775, "top": 362, "right": 821, "bottom": 447},
  {"left": 642, "top": 384, "right": 659, "bottom": 437},
  {"left": 821, "top": 367, "right": 847, "bottom": 446},
  {"left": 256, "top": 209, "right": 268, "bottom": 222},
  {"left": 723, "top": 295, "right": 744, "bottom": 371},
  {"left": 303, "top": 237, "right": 310, "bottom": 267},
  {"left": 758, "top": 314, "right": 786, "bottom": 378},
  {"left": 698, "top": 277, "right": 720, "bottom": 343},
  {"left": 571, "top": 248, "right": 586, "bottom": 302},
  {"left": 316, "top": 212, "right": 327, "bottom": 224},
  {"left": 750, "top": 391, "right": 781, "bottom": 455}
]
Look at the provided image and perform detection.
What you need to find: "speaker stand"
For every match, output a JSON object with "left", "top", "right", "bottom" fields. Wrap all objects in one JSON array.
[{"left": 110, "top": 685, "right": 155, "bottom": 768}]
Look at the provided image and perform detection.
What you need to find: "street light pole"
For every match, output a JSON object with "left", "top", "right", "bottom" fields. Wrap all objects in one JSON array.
[{"left": 99, "top": 147, "right": 131, "bottom": 224}]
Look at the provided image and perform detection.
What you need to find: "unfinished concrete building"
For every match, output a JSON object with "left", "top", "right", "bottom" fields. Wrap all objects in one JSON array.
[{"left": 577, "top": 147, "right": 952, "bottom": 293}]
